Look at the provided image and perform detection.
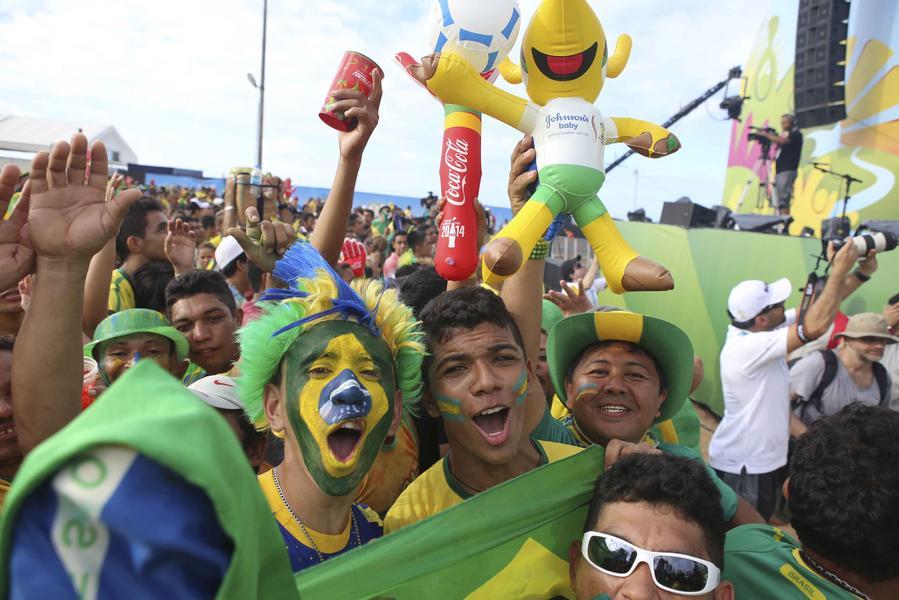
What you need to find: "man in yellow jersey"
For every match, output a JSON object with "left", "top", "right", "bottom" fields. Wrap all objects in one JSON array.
[
  {"left": 385, "top": 286, "right": 581, "bottom": 531},
  {"left": 109, "top": 197, "right": 168, "bottom": 313}
]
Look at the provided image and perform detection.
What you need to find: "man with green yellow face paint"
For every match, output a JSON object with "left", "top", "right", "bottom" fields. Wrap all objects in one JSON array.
[{"left": 237, "top": 241, "right": 424, "bottom": 572}]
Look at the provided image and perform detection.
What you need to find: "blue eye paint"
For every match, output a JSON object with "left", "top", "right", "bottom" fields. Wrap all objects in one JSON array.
[{"left": 318, "top": 369, "right": 372, "bottom": 425}]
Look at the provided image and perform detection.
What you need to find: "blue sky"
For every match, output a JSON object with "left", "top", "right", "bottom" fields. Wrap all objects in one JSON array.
[{"left": 0, "top": 0, "right": 768, "bottom": 219}]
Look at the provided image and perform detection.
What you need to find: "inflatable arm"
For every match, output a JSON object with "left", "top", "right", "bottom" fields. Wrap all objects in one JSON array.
[
  {"left": 498, "top": 57, "right": 523, "bottom": 84},
  {"left": 606, "top": 34, "right": 632, "bottom": 78},
  {"left": 608, "top": 117, "right": 681, "bottom": 159},
  {"left": 427, "top": 53, "right": 538, "bottom": 134}
]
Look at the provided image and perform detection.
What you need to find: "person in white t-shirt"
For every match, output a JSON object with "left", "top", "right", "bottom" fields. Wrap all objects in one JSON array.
[
  {"left": 708, "top": 242, "right": 859, "bottom": 521},
  {"left": 882, "top": 293, "right": 899, "bottom": 409}
]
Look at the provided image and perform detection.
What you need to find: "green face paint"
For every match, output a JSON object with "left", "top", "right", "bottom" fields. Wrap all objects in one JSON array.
[
  {"left": 513, "top": 369, "right": 528, "bottom": 405},
  {"left": 282, "top": 320, "right": 396, "bottom": 497},
  {"left": 573, "top": 383, "right": 600, "bottom": 403}
]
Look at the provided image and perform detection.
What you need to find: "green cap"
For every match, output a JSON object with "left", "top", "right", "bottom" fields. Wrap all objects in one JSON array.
[
  {"left": 84, "top": 308, "right": 189, "bottom": 361},
  {"left": 546, "top": 310, "right": 693, "bottom": 423},
  {"left": 541, "top": 299, "right": 564, "bottom": 333}
]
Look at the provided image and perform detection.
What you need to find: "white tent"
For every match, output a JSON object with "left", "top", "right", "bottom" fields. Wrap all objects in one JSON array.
[{"left": 0, "top": 115, "right": 138, "bottom": 172}]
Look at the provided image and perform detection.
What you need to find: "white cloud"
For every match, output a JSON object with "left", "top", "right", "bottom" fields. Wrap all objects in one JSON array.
[{"left": 0, "top": 0, "right": 769, "bottom": 218}]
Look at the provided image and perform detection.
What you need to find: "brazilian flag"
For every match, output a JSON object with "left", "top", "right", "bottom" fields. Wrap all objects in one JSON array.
[{"left": 295, "top": 446, "right": 605, "bottom": 599}]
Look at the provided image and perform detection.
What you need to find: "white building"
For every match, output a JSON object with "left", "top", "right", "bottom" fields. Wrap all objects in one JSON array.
[{"left": 0, "top": 115, "right": 138, "bottom": 172}]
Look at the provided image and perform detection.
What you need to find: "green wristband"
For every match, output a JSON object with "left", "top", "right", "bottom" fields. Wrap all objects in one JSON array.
[{"left": 530, "top": 239, "right": 550, "bottom": 260}]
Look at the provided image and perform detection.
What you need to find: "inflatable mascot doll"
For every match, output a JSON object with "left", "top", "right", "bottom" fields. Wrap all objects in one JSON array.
[
  {"left": 409, "top": 0, "right": 679, "bottom": 292},
  {"left": 238, "top": 241, "right": 424, "bottom": 572},
  {"left": 397, "top": 0, "right": 521, "bottom": 281}
]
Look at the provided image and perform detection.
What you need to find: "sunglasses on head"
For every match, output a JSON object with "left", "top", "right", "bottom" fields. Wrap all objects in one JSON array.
[{"left": 581, "top": 532, "right": 720, "bottom": 596}]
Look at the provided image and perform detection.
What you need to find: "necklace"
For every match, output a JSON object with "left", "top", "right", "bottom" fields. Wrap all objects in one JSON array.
[
  {"left": 799, "top": 551, "right": 870, "bottom": 599},
  {"left": 271, "top": 466, "right": 361, "bottom": 564}
]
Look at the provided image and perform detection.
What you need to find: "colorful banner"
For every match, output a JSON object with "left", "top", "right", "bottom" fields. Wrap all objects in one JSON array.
[
  {"left": 595, "top": 221, "right": 899, "bottom": 413},
  {"left": 294, "top": 447, "right": 605, "bottom": 599},
  {"left": 722, "top": 0, "right": 899, "bottom": 234}
]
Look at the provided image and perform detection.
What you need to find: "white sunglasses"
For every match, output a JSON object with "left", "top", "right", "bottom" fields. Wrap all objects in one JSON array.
[{"left": 581, "top": 532, "right": 721, "bottom": 596}]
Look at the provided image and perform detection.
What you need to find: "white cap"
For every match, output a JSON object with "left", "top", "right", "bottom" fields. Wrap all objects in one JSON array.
[
  {"left": 190, "top": 198, "right": 211, "bottom": 209},
  {"left": 212, "top": 197, "right": 224, "bottom": 206},
  {"left": 728, "top": 278, "right": 792, "bottom": 322},
  {"left": 214, "top": 236, "right": 244, "bottom": 271},
  {"left": 188, "top": 375, "right": 245, "bottom": 411}
]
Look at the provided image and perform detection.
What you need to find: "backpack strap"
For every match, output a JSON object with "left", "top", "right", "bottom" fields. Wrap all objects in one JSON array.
[
  {"left": 795, "top": 350, "right": 838, "bottom": 422},
  {"left": 872, "top": 361, "right": 890, "bottom": 406}
]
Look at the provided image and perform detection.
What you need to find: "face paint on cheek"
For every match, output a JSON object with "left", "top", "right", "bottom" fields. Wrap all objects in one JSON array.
[
  {"left": 432, "top": 391, "right": 464, "bottom": 421},
  {"left": 573, "top": 383, "right": 600, "bottom": 403},
  {"left": 513, "top": 369, "right": 528, "bottom": 405}
]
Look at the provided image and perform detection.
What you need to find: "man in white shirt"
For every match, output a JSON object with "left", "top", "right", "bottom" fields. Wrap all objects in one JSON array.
[{"left": 708, "top": 242, "right": 859, "bottom": 521}]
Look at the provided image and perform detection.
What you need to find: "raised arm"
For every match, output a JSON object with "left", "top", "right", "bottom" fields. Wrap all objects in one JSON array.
[
  {"left": 310, "top": 69, "right": 383, "bottom": 266},
  {"left": 411, "top": 53, "right": 538, "bottom": 134},
  {"left": 607, "top": 117, "right": 681, "bottom": 159},
  {"left": 0, "top": 165, "right": 36, "bottom": 294},
  {"left": 786, "top": 241, "right": 858, "bottom": 354},
  {"left": 498, "top": 136, "right": 545, "bottom": 433},
  {"left": 82, "top": 174, "right": 123, "bottom": 335},
  {"left": 12, "top": 134, "right": 140, "bottom": 452}
]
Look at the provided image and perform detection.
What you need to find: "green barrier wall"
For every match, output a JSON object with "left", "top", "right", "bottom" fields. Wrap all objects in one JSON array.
[{"left": 595, "top": 221, "right": 899, "bottom": 414}]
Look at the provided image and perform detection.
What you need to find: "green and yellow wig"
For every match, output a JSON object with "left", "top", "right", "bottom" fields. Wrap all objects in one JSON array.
[{"left": 237, "top": 242, "right": 425, "bottom": 429}]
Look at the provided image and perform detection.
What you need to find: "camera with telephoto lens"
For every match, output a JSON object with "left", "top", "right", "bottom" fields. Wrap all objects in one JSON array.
[
  {"left": 747, "top": 126, "right": 777, "bottom": 144},
  {"left": 831, "top": 231, "right": 898, "bottom": 258}
]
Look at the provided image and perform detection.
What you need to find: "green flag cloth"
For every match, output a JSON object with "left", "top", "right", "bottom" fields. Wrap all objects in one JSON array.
[{"left": 295, "top": 446, "right": 605, "bottom": 599}]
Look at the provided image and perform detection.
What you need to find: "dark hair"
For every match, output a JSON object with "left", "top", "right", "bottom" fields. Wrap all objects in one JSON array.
[
  {"left": 165, "top": 269, "right": 236, "bottom": 315},
  {"left": 348, "top": 213, "right": 362, "bottom": 228},
  {"left": 398, "top": 267, "right": 448, "bottom": 319},
  {"left": 246, "top": 261, "right": 264, "bottom": 294},
  {"left": 419, "top": 287, "right": 527, "bottom": 377},
  {"left": 565, "top": 340, "right": 667, "bottom": 393},
  {"left": 395, "top": 264, "right": 423, "bottom": 279},
  {"left": 0, "top": 335, "right": 15, "bottom": 353},
  {"left": 221, "top": 253, "right": 247, "bottom": 278},
  {"left": 788, "top": 403, "right": 899, "bottom": 582},
  {"left": 133, "top": 261, "right": 175, "bottom": 314},
  {"left": 407, "top": 228, "right": 429, "bottom": 252},
  {"left": 200, "top": 215, "right": 216, "bottom": 230},
  {"left": 115, "top": 197, "right": 165, "bottom": 261},
  {"left": 889, "top": 293, "right": 899, "bottom": 307},
  {"left": 583, "top": 453, "right": 725, "bottom": 568}
]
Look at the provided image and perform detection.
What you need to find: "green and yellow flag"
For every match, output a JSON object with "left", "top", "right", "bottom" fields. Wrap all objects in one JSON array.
[{"left": 295, "top": 446, "right": 605, "bottom": 599}]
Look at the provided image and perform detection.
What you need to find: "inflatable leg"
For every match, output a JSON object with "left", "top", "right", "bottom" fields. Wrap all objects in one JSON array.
[
  {"left": 573, "top": 199, "right": 673, "bottom": 293},
  {"left": 482, "top": 185, "right": 563, "bottom": 285}
]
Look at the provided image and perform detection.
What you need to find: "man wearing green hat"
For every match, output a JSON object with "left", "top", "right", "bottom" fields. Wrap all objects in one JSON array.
[
  {"left": 530, "top": 310, "right": 762, "bottom": 526},
  {"left": 84, "top": 308, "right": 189, "bottom": 385}
]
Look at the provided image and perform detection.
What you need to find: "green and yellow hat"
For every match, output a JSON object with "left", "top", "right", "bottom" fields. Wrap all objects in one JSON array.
[
  {"left": 546, "top": 311, "right": 693, "bottom": 423},
  {"left": 84, "top": 309, "right": 189, "bottom": 362}
]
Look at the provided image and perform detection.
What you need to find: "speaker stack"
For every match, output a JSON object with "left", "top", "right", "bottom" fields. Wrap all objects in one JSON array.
[{"left": 794, "top": 0, "right": 851, "bottom": 128}]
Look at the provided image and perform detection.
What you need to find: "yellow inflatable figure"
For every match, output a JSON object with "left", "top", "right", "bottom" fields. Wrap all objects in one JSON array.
[{"left": 413, "top": 0, "right": 679, "bottom": 292}]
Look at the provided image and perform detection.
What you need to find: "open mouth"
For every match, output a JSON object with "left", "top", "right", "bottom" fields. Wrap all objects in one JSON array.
[
  {"left": 471, "top": 406, "right": 510, "bottom": 446},
  {"left": 327, "top": 420, "right": 364, "bottom": 462},
  {"left": 531, "top": 42, "right": 598, "bottom": 81},
  {"left": 0, "top": 423, "right": 16, "bottom": 439},
  {"left": 0, "top": 290, "right": 20, "bottom": 303}
]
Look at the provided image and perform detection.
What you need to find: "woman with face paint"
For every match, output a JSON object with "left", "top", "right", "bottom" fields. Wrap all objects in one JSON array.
[{"left": 238, "top": 242, "right": 424, "bottom": 572}]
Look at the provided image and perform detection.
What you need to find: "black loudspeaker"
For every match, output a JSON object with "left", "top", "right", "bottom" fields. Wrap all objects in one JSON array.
[
  {"left": 660, "top": 201, "right": 717, "bottom": 228},
  {"left": 794, "top": 0, "right": 850, "bottom": 128}
]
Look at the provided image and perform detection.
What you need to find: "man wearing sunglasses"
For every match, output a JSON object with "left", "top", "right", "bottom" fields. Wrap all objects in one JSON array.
[
  {"left": 709, "top": 242, "right": 860, "bottom": 521},
  {"left": 724, "top": 404, "right": 899, "bottom": 599},
  {"left": 570, "top": 452, "right": 734, "bottom": 599}
]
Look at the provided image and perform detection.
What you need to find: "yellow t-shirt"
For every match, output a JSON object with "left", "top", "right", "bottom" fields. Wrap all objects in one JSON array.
[
  {"left": 384, "top": 440, "right": 580, "bottom": 533},
  {"left": 258, "top": 469, "right": 383, "bottom": 572},
  {"left": 107, "top": 268, "right": 135, "bottom": 313}
]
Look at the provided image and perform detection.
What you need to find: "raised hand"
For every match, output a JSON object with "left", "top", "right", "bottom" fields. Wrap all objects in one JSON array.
[
  {"left": 0, "top": 164, "right": 36, "bottom": 291},
  {"left": 435, "top": 195, "right": 489, "bottom": 250},
  {"left": 27, "top": 134, "right": 141, "bottom": 264},
  {"left": 508, "top": 135, "right": 537, "bottom": 215},
  {"left": 339, "top": 237, "right": 367, "bottom": 278},
  {"left": 227, "top": 206, "right": 295, "bottom": 273},
  {"left": 165, "top": 218, "right": 197, "bottom": 276},
  {"left": 543, "top": 280, "right": 594, "bottom": 317},
  {"left": 331, "top": 68, "right": 383, "bottom": 163}
]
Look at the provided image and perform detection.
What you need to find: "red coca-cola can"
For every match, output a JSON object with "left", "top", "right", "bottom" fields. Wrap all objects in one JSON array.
[{"left": 319, "top": 51, "right": 381, "bottom": 131}]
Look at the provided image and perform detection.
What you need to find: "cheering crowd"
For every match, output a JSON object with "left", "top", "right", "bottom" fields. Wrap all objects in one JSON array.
[{"left": 0, "top": 64, "right": 896, "bottom": 600}]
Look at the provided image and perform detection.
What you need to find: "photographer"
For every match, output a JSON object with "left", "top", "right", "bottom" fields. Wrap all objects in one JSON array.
[{"left": 759, "top": 114, "right": 803, "bottom": 216}]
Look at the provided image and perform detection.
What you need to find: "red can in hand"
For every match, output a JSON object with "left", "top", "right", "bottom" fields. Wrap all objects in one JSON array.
[
  {"left": 320, "top": 51, "right": 381, "bottom": 131},
  {"left": 436, "top": 109, "right": 482, "bottom": 281}
]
